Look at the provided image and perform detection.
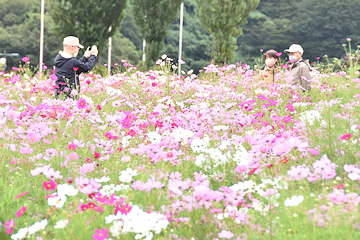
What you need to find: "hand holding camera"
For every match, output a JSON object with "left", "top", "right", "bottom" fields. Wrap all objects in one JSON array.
[
  {"left": 90, "top": 45, "right": 98, "bottom": 56},
  {"left": 84, "top": 45, "right": 98, "bottom": 58}
]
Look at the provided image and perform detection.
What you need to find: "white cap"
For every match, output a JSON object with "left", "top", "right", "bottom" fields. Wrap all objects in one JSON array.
[
  {"left": 63, "top": 36, "right": 84, "bottom": 49},
  {"left": 284, "top": 44, "right": 304, "bottom": 54}
]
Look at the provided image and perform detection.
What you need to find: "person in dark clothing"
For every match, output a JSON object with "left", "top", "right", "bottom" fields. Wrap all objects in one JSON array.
[{"left": 54, "top": 36, "right": 98, "bottom": 99}]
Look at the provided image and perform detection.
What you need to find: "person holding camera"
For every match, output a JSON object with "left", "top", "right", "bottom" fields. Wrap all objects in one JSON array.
[{"left": 53, "top": 36, "right": 98, "bottom": 99}]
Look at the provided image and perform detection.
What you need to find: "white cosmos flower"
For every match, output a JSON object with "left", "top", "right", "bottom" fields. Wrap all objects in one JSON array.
[
  {"left": 57, "top": 184, "right": 79, "bottom": 196},
  {"left": 348, "top": 173, "right": 360, "bottom": 180},
  {"left": 95, "top": 176, "right": 111, "bottom": 183},
  {"left": 11, "top": 228, "right": 29, "bottom": 239},
  {"left": 213, "top": 125, "right": 229, "bottom": 131},
  {"left": 147, "top": 131, "right": 162, "bottom": 144},
  {"left": 54, "top": 219, "right": 69, "bottom": 229},
  {"left": 28, "top": 219, "right": 48, "bottom": 235},
  {"left": 48, "top": 195, "right": 67, "bottom": 208},
  {"left": 284, "top": 195, "right": 304, "bottom": 207}
]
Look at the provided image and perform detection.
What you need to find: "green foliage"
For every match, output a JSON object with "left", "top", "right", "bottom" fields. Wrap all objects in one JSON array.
[
  {"left": 99, "top": 33, "right": 141, "bottom": 68},
  {"left": 237, "top": 0, "right": 360, "bottom": 65},
  {"left": 161, "top": 0, "right": 213, "bottom": 73},
  {"left": 195, "top": 0, "right": 260, "bottom": 64},
  {"left": 0, "top": 0, "right": 61, "bottom": 70},
  {"left": 48, "top": 0, "right": 128, "bottom": 55},
  {"left": 131, "top": 0, "right": 183, "bottom": 67}
]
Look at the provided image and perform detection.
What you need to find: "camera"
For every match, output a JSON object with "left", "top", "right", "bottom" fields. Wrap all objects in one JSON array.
[{"left": 89, "top": 46, "right": 92, "bottom": 51}]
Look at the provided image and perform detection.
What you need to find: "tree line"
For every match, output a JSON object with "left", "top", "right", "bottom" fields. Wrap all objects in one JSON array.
[{"left": 0, "top": 0, "right": 359, "bottom": 73}]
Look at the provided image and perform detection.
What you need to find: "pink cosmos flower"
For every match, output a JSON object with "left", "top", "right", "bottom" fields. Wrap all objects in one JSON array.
[
  {"left": 27, "top": 132, "right": 41, "bottom": 142},
  {"left": 43, "top": 180, "right": 57, "bottom": 190},
  {"left": 15, "top": 206, "right": 27, "bottom": 218},
  {"left": 235, "top": 165, "right": 248, "bottom": 173},
  {"left": 4, "top": 218, "right": 16, "bottom": 234},
  {"left": 340, "top": 133, "right": 351, "bottom": 140},
  {"left": 10, "top": 74, "right": 21, "bottom": 83},
  {"left": 170, "top": 171, "right": 182, "bottom": 181},
  {"left": 68, "top": 142, "right": 77, "bottom": 151},
  {"left": 14, "top": 191, "right": 29, "bottom": 199},
  {"left": 68, "top": 152, "right": 79, "bottom": 160},
  {"left": 218, "top": 230, "right": 234, "bottom": 239},
  {"left": 50, "top": 74, "right": 58, "bottom": 81},
  {"left": 20, "top": 147, "right": 33, "bottom": 155},
  {"left": 93, "top": 228, "right": 109, "bottom": 240},
  {"left": 131, "top": 180, "right": 144, "bottom": 191},
  {"left": 286, "top": 104, "right": 295, "bottom": 112},
  {"left": 43, "top": 168, "right": 63, "bottom": 179},
  {"left": 77, "top": 98, "right": 87, "bottom": 109},
  {"left": 22, "top": 57, "right": 29, "bottom": 62},
  {"left": 283, "top": 115, "right": 292, "bottom": 123},
  {"left": 80, "top": 163, "right": 95, "bottom": 173},
  {"left": 309, "top": 148, "right": 320, "bottom": 156},
  {"left": 94, "top": 152, "right": 101, "bottom": 159}
]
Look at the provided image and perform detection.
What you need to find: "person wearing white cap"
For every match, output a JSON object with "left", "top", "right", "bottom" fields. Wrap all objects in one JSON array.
[
  {"left": 284, "top": 44, "right": 311, "bottom": 92},
  {"left": 53, "top": 36, "right": 98, "bottom": 99}
]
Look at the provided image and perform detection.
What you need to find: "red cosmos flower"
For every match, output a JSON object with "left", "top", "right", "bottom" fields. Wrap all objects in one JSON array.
[
  {"left": 81, "top": 203, "right": 90, "bottom": 211},
  {"left": 340, "top": 133, "right": 351, "bottom": 140},
  {"left": 43, "top": 180, "right": 57, "bottom": 190},
  {"left": 94, "top": 152, "right": 101, "bottom": 159},
  {"left": 86, "top": 158, "right": 93, "bottom": 163},
  {"left": 96, "top": 105, "right": 102, "bottom": 111},
  {"left": 89, "top": 193, "right": 96, "bottom": 198},
  {"left": 15, "top": 206, "right": 27, "bottom": 218},
  {"left": 281, "top": 157, "right": 289, "bottom": 164},
  {"left": 335, "top": 184, "right": 345, "bottom": 189},
  {"left": 267, "top": 164, "right": 274, "bottom": 168},
  {"left": 73, "top": 67, "right": 78, "bottom": 71},
  {"left": 86, "top": 80, "right": 91, "bottom": 84}
]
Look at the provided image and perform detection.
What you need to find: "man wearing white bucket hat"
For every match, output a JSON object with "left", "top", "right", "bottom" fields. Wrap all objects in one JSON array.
[
  {"left": 284, "top": 44, "right": 311, "bottom": 92},
  {"left": 53, "top": 36, "right": 98, "bottom": 99}
]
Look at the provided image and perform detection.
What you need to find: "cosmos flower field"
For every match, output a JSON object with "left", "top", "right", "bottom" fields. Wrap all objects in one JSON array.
[{"left": 1, "top": 55, "right": 360, "bottom": 240}]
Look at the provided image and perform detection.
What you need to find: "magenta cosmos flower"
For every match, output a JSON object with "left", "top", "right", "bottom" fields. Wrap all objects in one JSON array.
[
  {"left": 15, "top": 206, "right": 27, "bottom": 218},
  {"left": 43, "top": 180, "right": 57, "bottom": 190},
  {"left": 340, "top": 133, "right": 351, "bottom": 140},
  {"left": 93, "top": 228, "right": 109, "bottom": 240},
  {"left": 77, "top": 98, "right": 87, "bottom": 109},
  {"left": 4, "top": 218, "right": 16, "bottom": 234}
]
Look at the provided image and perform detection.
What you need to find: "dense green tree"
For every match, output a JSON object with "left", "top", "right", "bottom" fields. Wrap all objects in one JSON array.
[
  {"left": 49, "top": 0, "right": 127, "bottom": 54},
  {"left": 195, "top": 0, "right": 260, "bottom": 64},
  {"left": 161, "top": 0, "right": 212, "bottom": 73},
  {"left": 99, "top": 32, "right": 141, "bottom": 66},
  {"left": 131, "top": 0, "right": 183, "bottom": 67},
  {"left": 236, "top": 0, "right": 360, "bottom": 65},
  {"left": 0, "top": 0, "right": 61, "bottom": 70}
]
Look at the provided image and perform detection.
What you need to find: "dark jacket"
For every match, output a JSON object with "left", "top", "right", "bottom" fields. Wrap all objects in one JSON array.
[
  {"left": 54, "top": 51, "right": 97, "bottom": 92},
  {"left": 290, "top": 59, "right": 311, "bottom": 92}
]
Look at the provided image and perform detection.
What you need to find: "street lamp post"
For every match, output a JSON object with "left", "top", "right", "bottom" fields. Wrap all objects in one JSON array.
[
  {"left": 178, "top": 2, "right": 184, "bottom": 77},
  {"left": 39, "top": 0, "right": 45, "bottom": 75}
]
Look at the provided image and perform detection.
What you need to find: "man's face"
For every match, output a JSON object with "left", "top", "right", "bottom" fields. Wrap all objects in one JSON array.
[{"left": 288, "top": 52, "right": 302, "bottom": 60}]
